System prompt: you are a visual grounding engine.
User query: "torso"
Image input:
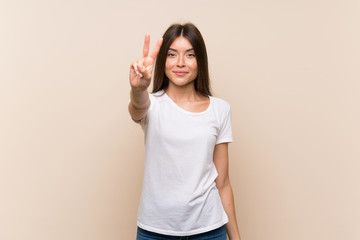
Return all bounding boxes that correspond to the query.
[136,91,231,235]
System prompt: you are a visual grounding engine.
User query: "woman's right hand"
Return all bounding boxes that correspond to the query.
[129,34,163,92]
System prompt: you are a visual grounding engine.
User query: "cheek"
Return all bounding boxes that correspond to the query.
[165,59,175,70]
[165,60,171,71]
[188,60,198,72]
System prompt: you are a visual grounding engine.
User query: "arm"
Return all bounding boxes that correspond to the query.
[213,143,241,240]
[128,34,163,121]
[128,89,150,121]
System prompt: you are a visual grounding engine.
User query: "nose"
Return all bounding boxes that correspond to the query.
[176,55,185,67]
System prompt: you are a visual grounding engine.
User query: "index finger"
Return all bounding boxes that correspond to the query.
[150,37,163,60]
[142,33,150,58]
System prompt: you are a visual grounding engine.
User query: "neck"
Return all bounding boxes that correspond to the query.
[165,82,199,102]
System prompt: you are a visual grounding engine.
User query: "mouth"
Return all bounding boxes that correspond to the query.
[173,71,188,76]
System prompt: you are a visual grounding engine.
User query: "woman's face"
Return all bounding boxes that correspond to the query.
[165,37,198,88]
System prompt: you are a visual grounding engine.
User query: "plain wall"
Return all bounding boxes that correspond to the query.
[1,0,359,239]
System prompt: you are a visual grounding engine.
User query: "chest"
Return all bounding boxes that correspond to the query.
[147,103,219,147]
[172,99,210,113]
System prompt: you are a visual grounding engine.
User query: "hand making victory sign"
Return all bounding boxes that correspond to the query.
[130,34,163,91]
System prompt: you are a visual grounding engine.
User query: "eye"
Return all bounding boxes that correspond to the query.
[187,53,196,58]
[167,53,176,57]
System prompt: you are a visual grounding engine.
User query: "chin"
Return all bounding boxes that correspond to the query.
[170,78,194,87]
[168,74,195,85]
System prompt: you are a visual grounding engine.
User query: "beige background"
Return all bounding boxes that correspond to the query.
[1,0,359,239]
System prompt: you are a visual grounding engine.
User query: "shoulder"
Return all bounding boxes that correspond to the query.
[210,96,231,113]
[146,90,167,114]
[148,90,166,104]
[149,90,165,101]
[151,90,165,97]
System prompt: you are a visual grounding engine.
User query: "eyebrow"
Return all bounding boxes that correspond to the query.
[168,48,194,52]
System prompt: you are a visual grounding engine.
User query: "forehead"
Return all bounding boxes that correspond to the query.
[169,36,193,50]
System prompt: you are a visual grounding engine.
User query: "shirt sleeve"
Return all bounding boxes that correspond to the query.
[216,104,233,144]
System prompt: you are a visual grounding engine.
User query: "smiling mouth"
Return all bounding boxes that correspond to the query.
[173,71,188,76]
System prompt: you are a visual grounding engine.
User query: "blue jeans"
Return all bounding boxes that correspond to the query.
[136,225,227,240]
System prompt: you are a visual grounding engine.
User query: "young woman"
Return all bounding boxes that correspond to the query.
[129,23,241,240]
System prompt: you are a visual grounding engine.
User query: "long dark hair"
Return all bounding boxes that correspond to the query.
[152,23,212,96]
